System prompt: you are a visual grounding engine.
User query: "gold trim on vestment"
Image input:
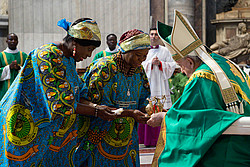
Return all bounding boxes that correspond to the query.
[187,70,250,105]
[103,50,106,57]
[19,51,23,66]
[152,114,167,167]
[2,52,8,65]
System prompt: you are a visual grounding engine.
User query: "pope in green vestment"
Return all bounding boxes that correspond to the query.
[153,53,250,167]
[0,34,28,100]
[149,10,250,167]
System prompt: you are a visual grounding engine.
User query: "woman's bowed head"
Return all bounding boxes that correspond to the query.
[57,18,101,62]
[118,29,151,69]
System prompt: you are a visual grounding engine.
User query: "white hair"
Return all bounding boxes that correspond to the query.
[185,51,202,65]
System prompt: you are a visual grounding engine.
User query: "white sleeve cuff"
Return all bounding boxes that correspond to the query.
[0,65,11,81]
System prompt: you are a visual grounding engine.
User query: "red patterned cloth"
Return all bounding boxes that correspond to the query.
[118,29,144,45]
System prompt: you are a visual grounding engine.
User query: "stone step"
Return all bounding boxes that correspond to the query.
[139,144,155,166]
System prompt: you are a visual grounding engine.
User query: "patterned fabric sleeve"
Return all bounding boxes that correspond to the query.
[1,44,78,129]
[80,57,117,104]
[33,45,77,117]
[138,67,151,110]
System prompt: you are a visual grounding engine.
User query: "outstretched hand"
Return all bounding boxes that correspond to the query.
[132,110,150,124]
[147,112,166,127]
[96,105,117,121]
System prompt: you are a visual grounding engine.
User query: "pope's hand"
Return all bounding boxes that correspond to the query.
[147,112,166,127]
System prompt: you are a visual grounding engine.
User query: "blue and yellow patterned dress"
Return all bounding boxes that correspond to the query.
[0,43,86,166]
[74,53,151,167]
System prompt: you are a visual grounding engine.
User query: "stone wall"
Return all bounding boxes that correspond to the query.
[8,0,150,68]
[0,0,8,15]
[0,0,8,51]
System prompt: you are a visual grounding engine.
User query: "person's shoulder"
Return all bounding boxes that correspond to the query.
[86,56,118,82]
[95,50,105,55]
[91,56,117,72]
[159,45,167,49]
[186,68,215,86]
[158,45,173,58]
[159,45,171,52]
[136,65,146,74]
[39,44,61,53]
[31,44,63,61]
[98,56,117,67]
[20,51,28,54]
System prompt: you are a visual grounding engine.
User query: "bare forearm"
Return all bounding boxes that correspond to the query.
[75,102,96,116]
[147,112,167,127]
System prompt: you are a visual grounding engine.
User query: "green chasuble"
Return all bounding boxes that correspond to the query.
[0,51,28,100]
[153,53,250,167]
[92,50,119,62]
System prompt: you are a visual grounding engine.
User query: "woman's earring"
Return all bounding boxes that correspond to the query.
[73,46,76,57]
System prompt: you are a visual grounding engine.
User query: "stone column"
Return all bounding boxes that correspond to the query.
[150,0,165,28]
[167,0,194,26]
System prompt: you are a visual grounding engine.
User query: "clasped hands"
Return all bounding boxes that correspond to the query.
[152,57,161,66]
[10,60,20,70]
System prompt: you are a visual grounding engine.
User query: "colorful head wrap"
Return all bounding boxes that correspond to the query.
[118,29,150,53]
[57,18,101,42]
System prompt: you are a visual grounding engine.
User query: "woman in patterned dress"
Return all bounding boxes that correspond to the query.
[0,18,116,167]
[74,29,151,167]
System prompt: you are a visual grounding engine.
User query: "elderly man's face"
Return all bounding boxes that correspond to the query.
[176,57,196,77]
